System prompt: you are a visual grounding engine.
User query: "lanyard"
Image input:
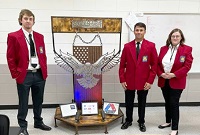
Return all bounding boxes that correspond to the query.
[24,35,31,45]
[170,47,176,62]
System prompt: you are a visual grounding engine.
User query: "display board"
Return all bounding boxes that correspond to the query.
[128,13,200,73]
[51,16,122,109]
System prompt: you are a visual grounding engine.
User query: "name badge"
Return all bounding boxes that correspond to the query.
[180,56,185,63]
[142,56,148,62]
[31,57,38,64]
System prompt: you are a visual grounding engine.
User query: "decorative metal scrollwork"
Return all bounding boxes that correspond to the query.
[55,33,120,89]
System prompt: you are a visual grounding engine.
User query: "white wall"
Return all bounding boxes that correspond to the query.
[0,0,200,105]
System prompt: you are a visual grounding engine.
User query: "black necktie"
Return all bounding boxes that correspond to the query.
[29,34,37,68]
[136,42,140,59]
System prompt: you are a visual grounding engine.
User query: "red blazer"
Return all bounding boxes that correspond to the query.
[119,39,158,90]
[7,29,48,84]
[157,44,193,89]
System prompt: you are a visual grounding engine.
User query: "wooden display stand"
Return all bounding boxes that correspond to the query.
[51,16,122,109]
[54,107,124,135]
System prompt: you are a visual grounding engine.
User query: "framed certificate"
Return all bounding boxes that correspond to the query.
[103,101,119,115]
[81,102,98,115]
[60,103,77,117]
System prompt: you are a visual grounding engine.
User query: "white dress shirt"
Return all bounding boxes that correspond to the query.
[22,28,40,70]
[162,44,179,73]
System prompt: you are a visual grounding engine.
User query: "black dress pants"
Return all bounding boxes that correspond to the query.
[17,70,45,129]
[161,79,183,130]
[125,89,148,124]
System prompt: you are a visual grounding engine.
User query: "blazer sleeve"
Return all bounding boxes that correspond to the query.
[147,43,158,84]
[157,47,164,77]
[174,46,193,78]
[6,34,20,79]
[119,45,127,83]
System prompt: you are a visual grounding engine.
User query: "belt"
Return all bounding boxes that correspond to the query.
[27,68,41,73]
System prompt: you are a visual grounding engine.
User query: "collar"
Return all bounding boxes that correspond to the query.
[169,44,180,50]
[22,27,33,37]
[135,40,143,45]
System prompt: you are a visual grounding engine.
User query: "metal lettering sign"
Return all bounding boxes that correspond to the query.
[51,16,122,33]
[72,20,102,28]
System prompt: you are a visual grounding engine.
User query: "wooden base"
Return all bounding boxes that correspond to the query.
[54,107,124,135]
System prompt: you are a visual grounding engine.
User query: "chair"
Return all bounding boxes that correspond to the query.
[0,114,10,135]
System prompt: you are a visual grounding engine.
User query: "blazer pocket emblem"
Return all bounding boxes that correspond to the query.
[142,56,148,62]
[39,46,44,54]
[180,56,185,62]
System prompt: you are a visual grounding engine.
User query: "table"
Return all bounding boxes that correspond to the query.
[54,107,124,135]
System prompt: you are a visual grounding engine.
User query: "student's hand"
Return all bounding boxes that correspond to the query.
[166,73,176,79]
[121,82,127,90]
[161,73,168,79]
[144,82,151,90]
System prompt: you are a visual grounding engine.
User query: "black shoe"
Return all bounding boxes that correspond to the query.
[121,121,132,129]
[34,123,52,131]
[158,123,171,129]
[139,123,146,132]
[18,128,29,135]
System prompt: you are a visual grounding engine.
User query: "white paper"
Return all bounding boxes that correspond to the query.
[60,103,77,117]
[103,102,119,115]
[124,12,139,31]
[81,102,98,115]
[125,12,145,41]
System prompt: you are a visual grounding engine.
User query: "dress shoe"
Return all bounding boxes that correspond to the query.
[158,123,171,129]
[121,121,132,129]
[18,128,29,135]
[139,123,146,132]
[34,123,52,131]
